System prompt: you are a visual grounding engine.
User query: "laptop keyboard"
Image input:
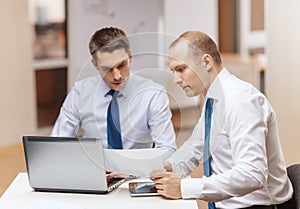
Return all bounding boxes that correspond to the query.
[107,177,124,187]
[106,177,125,192]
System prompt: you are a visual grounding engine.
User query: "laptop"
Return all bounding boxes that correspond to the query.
[22,136,125,194]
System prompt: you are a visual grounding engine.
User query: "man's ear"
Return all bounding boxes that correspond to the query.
[202,54,213,70]
[129,51,133,64]
[91,58,97,68]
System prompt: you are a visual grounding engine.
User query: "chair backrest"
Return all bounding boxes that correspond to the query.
[277,164,300,209]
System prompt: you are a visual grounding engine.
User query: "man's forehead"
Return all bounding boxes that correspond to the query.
[169,39,203,56]
[96,48,129,67]
[168,41,191,65]
[169,41,190,55]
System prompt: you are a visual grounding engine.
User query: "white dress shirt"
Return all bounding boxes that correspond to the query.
[51,73,177,159]
[167,69,293,208]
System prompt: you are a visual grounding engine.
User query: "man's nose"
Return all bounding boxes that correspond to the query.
[112,68,121,80]
[173,72,182,84]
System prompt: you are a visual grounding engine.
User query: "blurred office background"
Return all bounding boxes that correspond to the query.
[0,0,299,202]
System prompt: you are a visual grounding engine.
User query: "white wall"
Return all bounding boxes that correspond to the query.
[266,0,300,165]
[0,0,36,146]
[164,0,218,42]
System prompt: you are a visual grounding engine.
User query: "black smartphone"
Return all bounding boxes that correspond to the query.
[128,181,160,197]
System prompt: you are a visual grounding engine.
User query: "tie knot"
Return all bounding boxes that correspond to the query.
[107,89,118,97]
[206,98,213,109]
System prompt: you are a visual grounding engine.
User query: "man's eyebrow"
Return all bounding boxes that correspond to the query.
[173,64,186,71]
[118,59,128,65]
[98,65,111,71]
[98,58,128,70]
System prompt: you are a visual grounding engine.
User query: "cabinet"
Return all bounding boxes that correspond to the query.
[34,60,67,127]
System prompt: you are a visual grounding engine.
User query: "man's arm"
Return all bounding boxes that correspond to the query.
[166,119,205,177]
[164,97,270,202]
[148,88,177,159]
[152,94,272,203]
[51,87,80,137]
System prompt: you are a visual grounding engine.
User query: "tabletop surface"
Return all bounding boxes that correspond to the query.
[0,173,198,209]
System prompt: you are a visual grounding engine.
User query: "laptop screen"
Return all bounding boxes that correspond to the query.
[22,136,122,194]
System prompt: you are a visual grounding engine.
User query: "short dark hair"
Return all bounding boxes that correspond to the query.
[170,31,222,66]
[89,27,130,59]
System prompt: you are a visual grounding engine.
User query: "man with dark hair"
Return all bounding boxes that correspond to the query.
[51,27,176,159]
[151,31,293,209]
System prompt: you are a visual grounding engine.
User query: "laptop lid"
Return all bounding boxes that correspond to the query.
[22,136,124,194]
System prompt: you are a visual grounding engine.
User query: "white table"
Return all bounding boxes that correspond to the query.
[0,173,198,209]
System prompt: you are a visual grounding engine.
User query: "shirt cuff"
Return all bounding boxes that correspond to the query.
[181,178,204,199]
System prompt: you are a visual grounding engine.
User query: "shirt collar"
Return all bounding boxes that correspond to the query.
[206,68,229,101]
[117,74,133,98]
[101,74,133,98]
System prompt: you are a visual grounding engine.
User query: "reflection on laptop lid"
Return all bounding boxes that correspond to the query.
[22,136,124,194]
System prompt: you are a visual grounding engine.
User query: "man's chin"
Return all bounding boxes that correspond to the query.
[185,90,194,97]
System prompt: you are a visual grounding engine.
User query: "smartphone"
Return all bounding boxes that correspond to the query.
[128,181,160,196]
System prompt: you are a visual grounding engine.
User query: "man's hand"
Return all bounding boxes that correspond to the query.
[106,171,127,181]
[150,171,182,199]
[163,161,172,172]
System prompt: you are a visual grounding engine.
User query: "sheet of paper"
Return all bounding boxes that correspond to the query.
[104,148,165,177]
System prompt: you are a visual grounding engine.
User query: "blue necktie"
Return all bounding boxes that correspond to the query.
[107,89,122,149]
[203,98,216,209]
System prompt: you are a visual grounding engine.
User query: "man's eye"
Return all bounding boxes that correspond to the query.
[176,67,184,72]
[118,61,127,69]
[174,65,186,73]
[102,67,111,71]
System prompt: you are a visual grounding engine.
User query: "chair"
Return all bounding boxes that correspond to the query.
[277,164,300,209]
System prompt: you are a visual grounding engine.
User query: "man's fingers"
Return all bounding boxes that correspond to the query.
[155,183,165,190]
[106,172,127,180]
[150,171,173,180]
[150,172,165,180]
[157,189,179,200]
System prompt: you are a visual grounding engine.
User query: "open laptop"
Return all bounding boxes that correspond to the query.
[22,136,125,194]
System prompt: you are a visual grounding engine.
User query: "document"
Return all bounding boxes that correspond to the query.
[104,148,165,177]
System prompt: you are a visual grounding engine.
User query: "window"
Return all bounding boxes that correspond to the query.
[29,0,67,59]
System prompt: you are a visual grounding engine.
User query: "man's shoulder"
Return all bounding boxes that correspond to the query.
[131,74,165,90]
[70,75,102,97]
[74,75,100,88]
